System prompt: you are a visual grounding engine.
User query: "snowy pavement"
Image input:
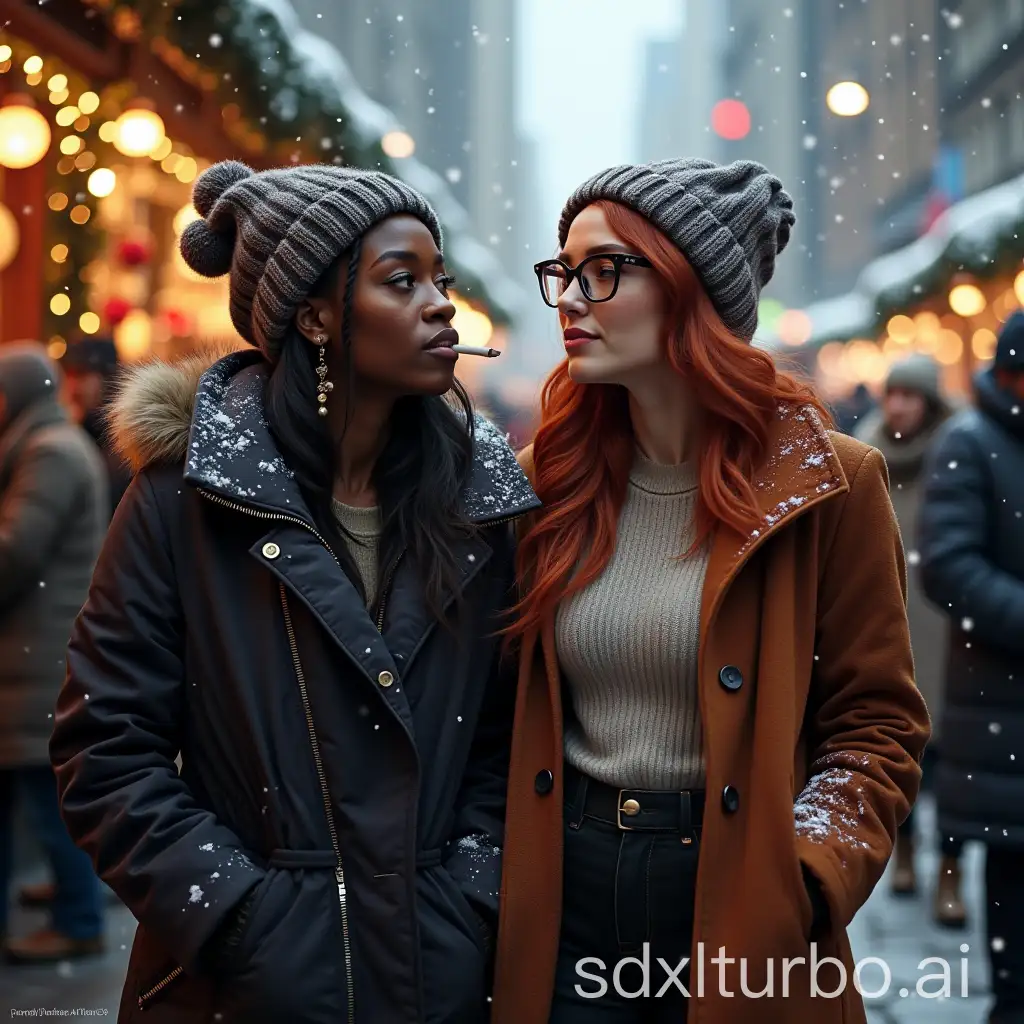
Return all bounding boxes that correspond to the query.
[852,794,993,1024]
[0,796,995,1020]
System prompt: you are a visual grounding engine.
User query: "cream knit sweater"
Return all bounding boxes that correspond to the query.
[555,448,709,790]
[332,499,382,609]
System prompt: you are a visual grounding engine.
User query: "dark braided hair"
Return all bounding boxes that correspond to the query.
[262,233,476,625]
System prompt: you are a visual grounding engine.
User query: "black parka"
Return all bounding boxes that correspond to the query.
[49,350,540,1024]
[918,368,1024,847]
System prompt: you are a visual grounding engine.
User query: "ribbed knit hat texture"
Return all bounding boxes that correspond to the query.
[179,160,444,357]
[557,158,795,342]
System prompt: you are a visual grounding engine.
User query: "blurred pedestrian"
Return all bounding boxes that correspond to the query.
[492,158,930,1024]
[0,344,107,962]
[855,353,962,919]
[60,336,132,519]
[49,161,537,1022]
[832,381,877,435]
[919,310,1024,1024]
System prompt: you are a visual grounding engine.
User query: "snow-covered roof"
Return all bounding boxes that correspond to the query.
[762,169,1024,352]
[214,0,525,324]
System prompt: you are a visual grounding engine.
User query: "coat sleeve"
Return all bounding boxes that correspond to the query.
[0,435,82,608]
[795,446,930,932]
[441,523,518,942]
[50,471,266,974]
[918,423,1024,652]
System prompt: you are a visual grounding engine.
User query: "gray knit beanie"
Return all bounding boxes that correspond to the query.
[557,158,795,342]
[885,353,943,402]
[180,160,444,357]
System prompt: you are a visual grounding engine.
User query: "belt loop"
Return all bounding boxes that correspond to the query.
[568,769,587,830]
[679,792,693,844]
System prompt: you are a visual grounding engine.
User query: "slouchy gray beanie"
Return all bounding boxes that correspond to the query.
[557,158,795,342]
[179,160,444,358]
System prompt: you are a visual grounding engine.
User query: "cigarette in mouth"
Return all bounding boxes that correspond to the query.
[452,345,501,357]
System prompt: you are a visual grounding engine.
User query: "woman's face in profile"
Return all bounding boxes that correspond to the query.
[304,215,462,399]
[555,204,669,388]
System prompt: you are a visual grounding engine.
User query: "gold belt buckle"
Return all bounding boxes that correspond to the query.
[617,790,641,830]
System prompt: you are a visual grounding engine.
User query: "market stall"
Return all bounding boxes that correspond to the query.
[759,169,1024,403]
[0,0,522,368]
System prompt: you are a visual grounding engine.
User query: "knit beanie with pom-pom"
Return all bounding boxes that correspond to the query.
[179,160,444,358]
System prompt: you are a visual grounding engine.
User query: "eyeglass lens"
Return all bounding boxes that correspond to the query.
[539,256,622,305]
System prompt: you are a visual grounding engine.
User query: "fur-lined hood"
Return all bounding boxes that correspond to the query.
[108,344,540,523]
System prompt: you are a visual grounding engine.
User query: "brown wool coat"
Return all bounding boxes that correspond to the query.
[491,405,931,1024]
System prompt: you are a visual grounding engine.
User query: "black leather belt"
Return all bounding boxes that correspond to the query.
[565,763,705,840]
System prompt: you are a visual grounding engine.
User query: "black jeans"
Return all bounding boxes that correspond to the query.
[549,765,700,1023]
[987,845,1024,1021]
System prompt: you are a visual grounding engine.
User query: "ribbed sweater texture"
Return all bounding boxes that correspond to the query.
[555,448,709,790]
[332,499,382,609]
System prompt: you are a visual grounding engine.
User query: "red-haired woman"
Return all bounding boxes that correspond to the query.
[490,159,931,1024]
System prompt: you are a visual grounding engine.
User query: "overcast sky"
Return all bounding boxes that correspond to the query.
[516,0,685,241]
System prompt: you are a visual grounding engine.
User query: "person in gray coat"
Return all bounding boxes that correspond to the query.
[0,343,107,962]
[856,353,964,923]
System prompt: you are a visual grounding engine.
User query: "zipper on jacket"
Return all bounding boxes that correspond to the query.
[280,584,356,1024]
[137,965,184,1010]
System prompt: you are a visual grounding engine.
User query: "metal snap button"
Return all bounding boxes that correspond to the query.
[262,542,280,559]
[377,670,394,687]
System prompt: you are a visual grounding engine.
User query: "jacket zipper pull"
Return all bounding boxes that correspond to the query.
[336,866,346,898]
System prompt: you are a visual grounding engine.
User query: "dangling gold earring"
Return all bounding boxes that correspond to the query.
[315,335,332,417]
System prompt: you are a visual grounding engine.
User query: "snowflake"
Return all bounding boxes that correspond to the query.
[962,617,974,632]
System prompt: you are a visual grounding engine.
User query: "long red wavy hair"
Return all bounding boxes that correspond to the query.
[504,200,832,643]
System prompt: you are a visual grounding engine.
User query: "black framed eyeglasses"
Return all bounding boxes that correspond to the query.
[533,252,653,308]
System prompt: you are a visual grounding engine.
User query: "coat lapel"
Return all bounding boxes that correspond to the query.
[700,402,850,639]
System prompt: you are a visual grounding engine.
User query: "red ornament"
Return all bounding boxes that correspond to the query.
[103,296,133,326]
[711,99,752,141]
[163,308,192,336]
[117,238,151,266]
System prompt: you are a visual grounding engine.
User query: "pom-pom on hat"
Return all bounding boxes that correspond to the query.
[179,160,444,357]
[557,157,795,343]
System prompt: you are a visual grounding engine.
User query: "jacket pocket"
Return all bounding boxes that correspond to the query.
[417,867,489,1024]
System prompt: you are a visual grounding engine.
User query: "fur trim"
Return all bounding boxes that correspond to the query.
[109,341,244,472]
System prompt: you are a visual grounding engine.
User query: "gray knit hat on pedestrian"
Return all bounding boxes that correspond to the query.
[557,158,795,342]
[179,160,444,357]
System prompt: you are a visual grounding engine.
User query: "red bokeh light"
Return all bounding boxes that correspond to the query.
[711,99,752,140]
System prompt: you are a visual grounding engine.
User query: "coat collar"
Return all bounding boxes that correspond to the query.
[182,350,540,525]
[700,401,848,635]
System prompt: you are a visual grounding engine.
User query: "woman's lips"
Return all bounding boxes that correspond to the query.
[563,328,598,351]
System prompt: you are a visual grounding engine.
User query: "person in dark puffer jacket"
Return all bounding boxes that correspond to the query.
[918,309,1024,1024]
[49,160,540,1024]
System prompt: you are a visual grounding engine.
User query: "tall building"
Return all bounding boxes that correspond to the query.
[291,0,524,285]
[813,0,942,296]
[939,0,1024,196]
[638,38,684,163]
[715,0,816,308]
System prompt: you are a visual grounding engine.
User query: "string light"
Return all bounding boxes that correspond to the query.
[78,92,100,115]
[87,168,117,197]
[70,205,91,225]
[47,74,68,92]
[48,193,69,211]
[50,294,71,315]
[0,46,12,63]
[79,312,101,334]
[50,244,69,264]
[23,56,43,75]
[55,105,80,127]
[59,135,83,155]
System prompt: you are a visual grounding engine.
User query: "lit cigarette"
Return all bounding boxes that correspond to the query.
[452,345,501,357]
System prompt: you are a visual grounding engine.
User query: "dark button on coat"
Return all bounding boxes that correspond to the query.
[49,350,540,1024]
